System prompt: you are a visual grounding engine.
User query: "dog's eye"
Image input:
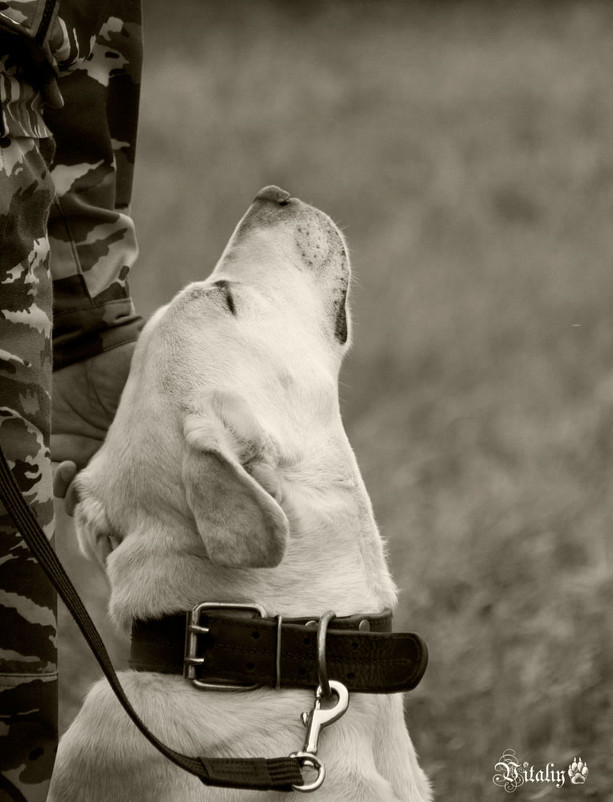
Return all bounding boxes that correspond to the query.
[211,280,237,317]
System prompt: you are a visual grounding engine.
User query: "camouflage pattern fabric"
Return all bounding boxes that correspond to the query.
[0,0,55,38]
[46,0,143,370]
[0,1,143,798]
[0,133,57,802]
[1,0,143,370]
[0,0,60,97]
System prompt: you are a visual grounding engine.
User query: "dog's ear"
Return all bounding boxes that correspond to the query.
[182,392,289,568]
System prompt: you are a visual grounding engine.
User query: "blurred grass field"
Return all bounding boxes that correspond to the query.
[58,1,613,799]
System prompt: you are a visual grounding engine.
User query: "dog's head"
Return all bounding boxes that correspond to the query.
[74,187,353,574]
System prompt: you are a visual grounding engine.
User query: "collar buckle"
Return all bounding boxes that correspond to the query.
[183,601,267,691]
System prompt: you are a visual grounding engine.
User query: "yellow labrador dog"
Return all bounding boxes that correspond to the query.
[49,187,431,801]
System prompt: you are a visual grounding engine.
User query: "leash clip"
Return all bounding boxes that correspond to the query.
[290,679,349,793]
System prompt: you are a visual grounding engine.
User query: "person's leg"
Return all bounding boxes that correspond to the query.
[45,0,144,744]
[0,128,57,800]
[0,2,143,795]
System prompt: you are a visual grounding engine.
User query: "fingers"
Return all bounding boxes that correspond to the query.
[53,460,77,497]
[53,461,79,516]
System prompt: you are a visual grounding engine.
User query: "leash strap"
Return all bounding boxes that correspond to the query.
[0,447,303,791]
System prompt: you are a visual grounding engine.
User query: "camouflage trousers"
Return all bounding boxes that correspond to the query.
[0,135,57,802]
[0,1,142,798]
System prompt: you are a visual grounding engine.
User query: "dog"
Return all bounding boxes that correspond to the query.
[48,186,432,801]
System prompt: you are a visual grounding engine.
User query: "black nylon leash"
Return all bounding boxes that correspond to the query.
[0,446,304,792]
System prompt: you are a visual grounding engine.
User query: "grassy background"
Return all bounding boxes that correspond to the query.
[57,1,613,799]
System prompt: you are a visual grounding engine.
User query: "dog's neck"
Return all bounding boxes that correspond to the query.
[105,430,397,631]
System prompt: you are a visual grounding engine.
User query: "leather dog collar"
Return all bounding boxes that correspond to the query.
[130,606,428,694]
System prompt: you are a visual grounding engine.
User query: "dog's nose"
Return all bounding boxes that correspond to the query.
[254,185,291,205]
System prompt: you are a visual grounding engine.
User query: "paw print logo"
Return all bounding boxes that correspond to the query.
[568,757,588,785]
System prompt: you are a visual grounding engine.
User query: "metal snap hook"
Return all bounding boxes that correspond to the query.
[289,679,350,792]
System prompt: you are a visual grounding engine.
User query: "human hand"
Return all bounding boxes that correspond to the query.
[52,342,135,511]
